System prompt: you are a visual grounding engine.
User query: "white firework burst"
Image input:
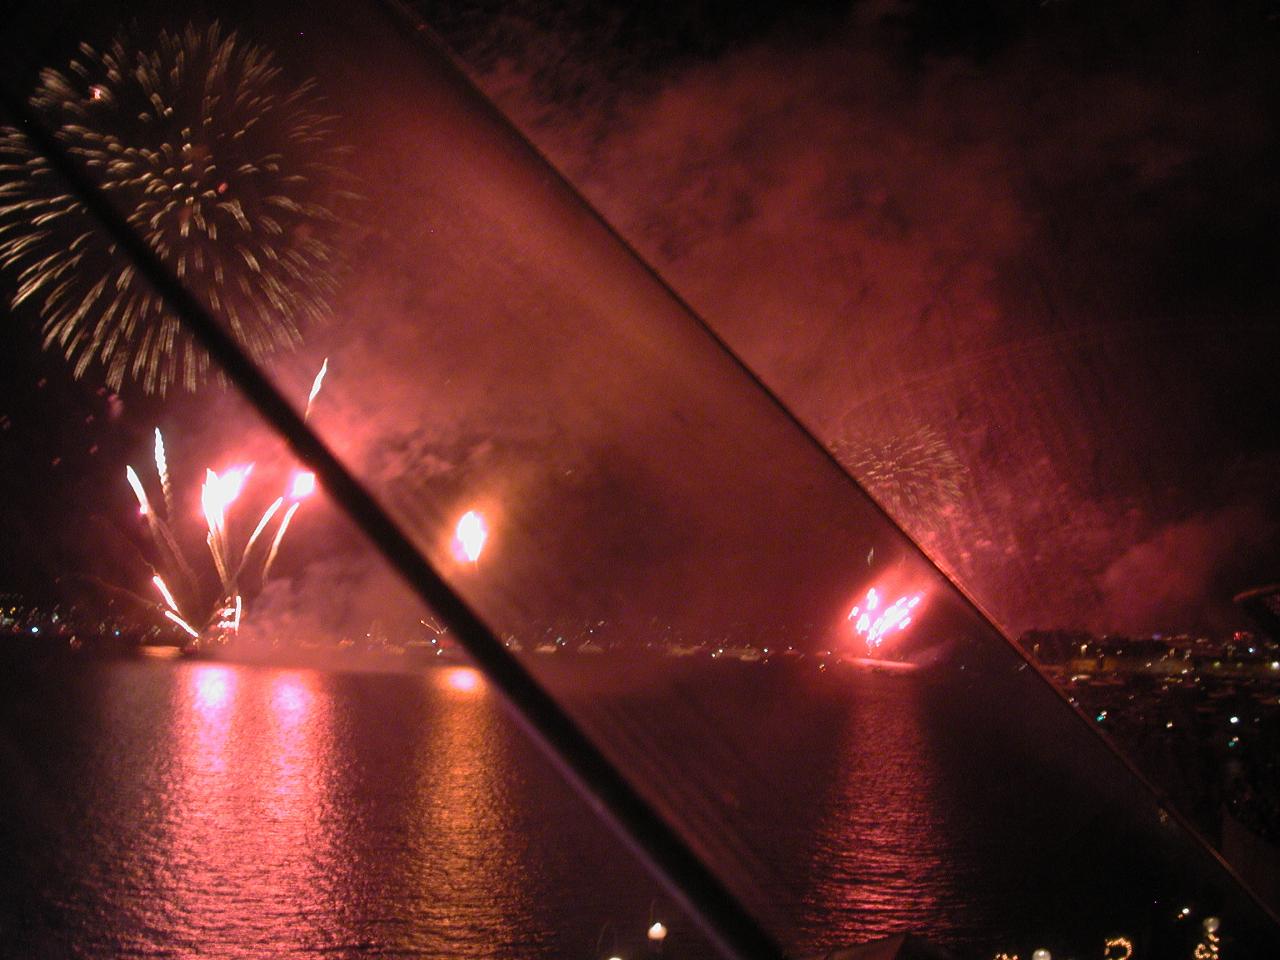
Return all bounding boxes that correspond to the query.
[0,21,353,393]
[832,424,967,527]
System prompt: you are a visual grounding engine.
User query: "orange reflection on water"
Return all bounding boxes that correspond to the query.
[441,665,483,694]
[188,665,237,778]
[405,666,539,954]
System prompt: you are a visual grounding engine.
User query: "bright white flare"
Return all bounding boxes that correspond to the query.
[202,465,252,531]
[453,510,487,563]
[290,471,316,499]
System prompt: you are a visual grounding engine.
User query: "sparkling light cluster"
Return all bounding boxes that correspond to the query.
[848,585,922,652]
[128,434,315,642]
[831,424,965,528]
[0,22,351,393]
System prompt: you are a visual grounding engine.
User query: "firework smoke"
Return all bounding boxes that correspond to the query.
[0,22,352,393]
[831,425,966,529]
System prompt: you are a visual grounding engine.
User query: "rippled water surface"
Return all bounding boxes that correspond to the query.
[0,655,1239,958]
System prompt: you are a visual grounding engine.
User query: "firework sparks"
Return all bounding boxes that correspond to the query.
[0,22,352,393]
[848,586,924,653]
[239,497,284,570]
[831,425,966,529]
[164,609,200,639]
[126,465,151,516]
[128,432,310,644]
[453,509,488,564]
[129,462,199,596]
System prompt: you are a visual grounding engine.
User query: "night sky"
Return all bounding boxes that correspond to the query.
[2,0,1278,638]
[417,0,1280,634]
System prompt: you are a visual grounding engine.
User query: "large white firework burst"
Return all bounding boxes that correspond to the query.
[0,22,351,393]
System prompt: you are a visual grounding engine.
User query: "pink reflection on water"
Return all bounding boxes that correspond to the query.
[194,665,234,714]
[158,664,342,955]
[797,674,968,948]
[271,671,311,717]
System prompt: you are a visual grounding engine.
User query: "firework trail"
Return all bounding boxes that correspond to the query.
[154,428,174,519]
[164,609,200,639]
[831,424,966,528]
[129,454,198,593]
[201,463,252,595]
[304,357,328,421]
[235,497,284,580]
[0,22,352,393]
[126,464,152,517]
[262,501,302,581]
[151,574,181,614]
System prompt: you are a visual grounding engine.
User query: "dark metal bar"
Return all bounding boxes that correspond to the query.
[0,65,788,960]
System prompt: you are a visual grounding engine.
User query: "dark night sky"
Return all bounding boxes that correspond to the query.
[414,0,1280,634]
[2,0,1278,638]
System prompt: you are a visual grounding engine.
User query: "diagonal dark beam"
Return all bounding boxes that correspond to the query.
[0,73,789,960]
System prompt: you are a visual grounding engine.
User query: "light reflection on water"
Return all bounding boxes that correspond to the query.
[158,664,346,956]
[400,665,540,956]
[0,657,1211,958]
[799,673,957,943]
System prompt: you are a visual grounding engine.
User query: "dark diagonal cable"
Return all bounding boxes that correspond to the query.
[0,65,787,960]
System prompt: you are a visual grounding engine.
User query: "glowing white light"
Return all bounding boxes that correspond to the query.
[444,667,482,693]
[152,575,181,613]
[290,471,316,499]
[453,510,487,563]
[308,358,328,406]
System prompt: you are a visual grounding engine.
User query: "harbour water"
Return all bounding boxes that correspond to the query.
[0,654,1261,957]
